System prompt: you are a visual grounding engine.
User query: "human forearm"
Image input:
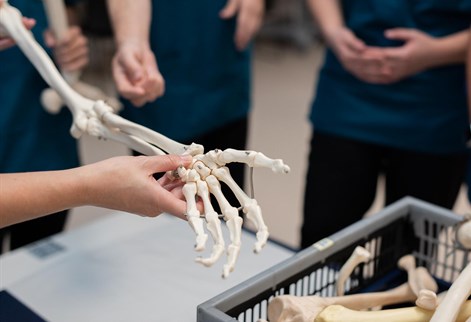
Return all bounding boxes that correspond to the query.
[0,169,86,228]
[307,0,344,44]
[428,30,469,67]
[107,0,151,48]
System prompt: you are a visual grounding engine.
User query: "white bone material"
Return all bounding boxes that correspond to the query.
[430,262,471,322]
[398,254,420,296]
[414,267,438,310]
[41,0,122,114]
[336,246,370,296]
[0,1,290,278]
[315,301,471,322]
[267,282,419,322]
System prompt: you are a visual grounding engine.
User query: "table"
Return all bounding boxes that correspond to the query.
[0,212,294,321]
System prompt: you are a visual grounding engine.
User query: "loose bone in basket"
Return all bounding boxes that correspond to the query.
[0,1,290,278]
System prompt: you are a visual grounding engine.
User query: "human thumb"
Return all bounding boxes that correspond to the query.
[149,154,193,173]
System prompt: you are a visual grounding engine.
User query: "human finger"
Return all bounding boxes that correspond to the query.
[54,30,88,57]
[220,0,240,19]
[112,56,146,100]
[141,52,165,101]
[147,154,193,174]
[384,28,417,42]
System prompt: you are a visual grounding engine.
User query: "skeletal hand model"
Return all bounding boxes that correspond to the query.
[41,0,122,114]
[0,2,290,278]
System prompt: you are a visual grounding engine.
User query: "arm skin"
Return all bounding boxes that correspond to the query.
[0,154,193,229]
[467,26,471,121]
[107,0,164,106]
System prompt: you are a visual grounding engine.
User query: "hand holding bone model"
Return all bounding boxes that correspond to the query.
[0,1,290,278]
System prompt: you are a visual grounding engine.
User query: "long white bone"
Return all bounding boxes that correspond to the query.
[336,246,371,296]
[430,261,471,322]
[315,301,471,322]
[398,254,420,296]
[41,0,122,113]
[268,282,418,322]
[0,1,290,278]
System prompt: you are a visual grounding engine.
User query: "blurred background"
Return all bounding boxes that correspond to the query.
[67,0,471,249]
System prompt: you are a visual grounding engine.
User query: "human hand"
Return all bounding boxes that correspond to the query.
[43,26,88,72]
[79,154,194,218]
[379,28,439,83]
[220,0,264,51]
[112,42,165,107]
[327,26,393,83]
[0,0,35,51]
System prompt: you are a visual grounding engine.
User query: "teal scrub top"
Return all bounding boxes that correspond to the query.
[0,0,79,173]
[120,0,251,143]
[311,0,471,154]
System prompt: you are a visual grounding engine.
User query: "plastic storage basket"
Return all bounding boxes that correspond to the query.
[197,197,470,321]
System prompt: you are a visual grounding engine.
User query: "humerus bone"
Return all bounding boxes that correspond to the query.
[0,2,290,278]
[41,0,122,114]
[267,282,417,322]
[430,262,471,322]
[315,301,471,322]
[336,246,371,296]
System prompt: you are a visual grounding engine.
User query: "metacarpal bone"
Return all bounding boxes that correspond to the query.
[182,179,207,252]
[205,175,242,278]
[213,167,268,253]
[209,149,290,174]
[194,180,225,267]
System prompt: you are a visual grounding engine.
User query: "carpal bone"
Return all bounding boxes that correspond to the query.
[315,301,471,322]
[336,246,371,296]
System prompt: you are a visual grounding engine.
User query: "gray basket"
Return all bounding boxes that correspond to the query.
[197,197,470,321]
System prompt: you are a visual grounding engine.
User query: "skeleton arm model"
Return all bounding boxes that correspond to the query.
[0,155,193,229]
[0,1,290,278]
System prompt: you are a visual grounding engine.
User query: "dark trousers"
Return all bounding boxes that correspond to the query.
[301,131,468,249]
[0,210,68,253]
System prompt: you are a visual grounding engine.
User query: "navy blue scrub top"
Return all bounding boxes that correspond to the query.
[0,0,79,173]
[120,0,251,143]
[311,0,471,154]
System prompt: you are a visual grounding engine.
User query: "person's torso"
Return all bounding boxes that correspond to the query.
[311,0,471,154]
[120,0,251,142]
[0,0,78,172]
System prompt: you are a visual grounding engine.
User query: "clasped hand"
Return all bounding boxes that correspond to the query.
[328,26,438,84]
